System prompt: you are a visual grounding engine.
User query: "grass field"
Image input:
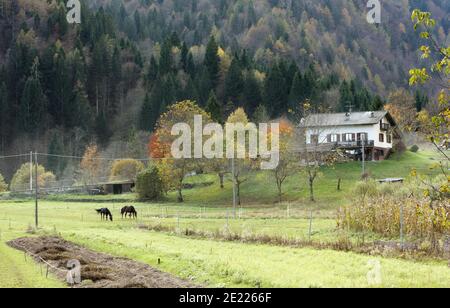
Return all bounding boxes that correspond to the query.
[0,150,449,288]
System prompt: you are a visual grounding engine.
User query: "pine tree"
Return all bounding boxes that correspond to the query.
[205,91,222,122]
[47,132,65,177]
[264,64,287,118]
[159,39,173,73]
[181,42,189,71]
[204,36,220,89]
[0,82,8,150]
[146,55,159,86]
[288,72,304,111]
[20,58,48,133]
[224,59,243,104]
[243,73,262,117]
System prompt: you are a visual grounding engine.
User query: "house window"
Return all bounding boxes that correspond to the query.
[387,134,392,144]
[331,134,339,143]
[343,133,354,142]
[310,135,319,145]
[379,133,385,143]
[357,133,368,141]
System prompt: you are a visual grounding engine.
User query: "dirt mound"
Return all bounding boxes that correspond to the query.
[8,236,197,288]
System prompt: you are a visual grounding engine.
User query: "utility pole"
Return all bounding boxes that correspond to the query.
[362,134,366,176]
[29,151,33,192]
[34,152,38,229]
[232,157,236,219]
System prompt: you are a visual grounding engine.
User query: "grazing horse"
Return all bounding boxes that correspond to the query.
[96,208,113,221]
[121,206,138,219]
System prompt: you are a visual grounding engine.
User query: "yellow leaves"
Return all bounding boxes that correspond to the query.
[420,45,430,59]
[409,68,430,85]
[226,108,249,125]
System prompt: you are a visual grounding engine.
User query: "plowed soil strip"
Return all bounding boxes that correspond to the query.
[8,236,197,288]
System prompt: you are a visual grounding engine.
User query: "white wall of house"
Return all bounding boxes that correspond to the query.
[306,119,393,150]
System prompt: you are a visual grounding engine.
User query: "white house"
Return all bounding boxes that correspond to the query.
[301,111,399,161]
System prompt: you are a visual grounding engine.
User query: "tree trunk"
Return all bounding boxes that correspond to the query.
[309,177,315,202]
[277,181,282,203]
[177,182,184,203]
[237,183,241,206]
[219,173,224,189]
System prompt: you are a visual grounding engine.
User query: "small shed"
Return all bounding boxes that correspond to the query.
[102,180,135,195]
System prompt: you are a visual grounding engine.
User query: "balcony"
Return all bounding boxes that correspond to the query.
[335,140,375,148]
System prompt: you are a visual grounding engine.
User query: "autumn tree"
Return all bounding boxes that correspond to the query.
[384,88,418,131]
[10,163,55,192]
[110,159,145,181]
[0,172,7,193]
[409,9,449,201]
[80,143,101,185]
[226,108,257,206]
[409,9,449,159]
[151,100,213,202]
[270,119,299,203]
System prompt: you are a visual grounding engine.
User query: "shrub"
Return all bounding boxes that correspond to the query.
[136,166,164,200]
[110,159,145,181]
[410,145,419,153]
[353,180,378,200]
[10,163,56,192]
[0,173,7,193]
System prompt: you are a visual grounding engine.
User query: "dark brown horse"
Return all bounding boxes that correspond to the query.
[121,206,137,219]
[96,208,113,221]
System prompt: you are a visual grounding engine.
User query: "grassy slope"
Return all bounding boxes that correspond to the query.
[38,151,441,210]
[173,151,442,208]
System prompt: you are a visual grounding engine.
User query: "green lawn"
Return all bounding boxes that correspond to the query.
[0,199,448,288]
[0,239,64,288]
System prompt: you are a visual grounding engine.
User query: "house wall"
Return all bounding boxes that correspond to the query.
[305,117,393,150]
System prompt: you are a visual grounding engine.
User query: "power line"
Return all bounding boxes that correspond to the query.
[35,153,151,162]
[0,153,30,159]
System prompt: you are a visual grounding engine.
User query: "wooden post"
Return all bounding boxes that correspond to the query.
[34,152,38,229]
[308,210,313,242]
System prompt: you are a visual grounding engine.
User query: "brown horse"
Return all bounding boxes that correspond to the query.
[121,206,138,219]
[96,208,113,221]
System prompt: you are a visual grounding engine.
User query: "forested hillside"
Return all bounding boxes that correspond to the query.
[0,0,448,179]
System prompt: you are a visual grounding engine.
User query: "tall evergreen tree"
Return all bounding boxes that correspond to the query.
[20,58,48,133]
[288,72,304,111]
[264,64,287,118]
[204,36,220,89]
[0,82,9,151]
[47,132,65,177]
[224,59,243,105]
[205,91,222,122]
[243,72,262,117]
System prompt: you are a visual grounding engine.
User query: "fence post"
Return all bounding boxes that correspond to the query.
[400,205,404,249]
[308,209,313,242]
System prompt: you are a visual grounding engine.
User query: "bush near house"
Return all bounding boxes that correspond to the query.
[136,166,164,200]
[110,159,145,181]
[10,163,55,192]
[0,173,7,193]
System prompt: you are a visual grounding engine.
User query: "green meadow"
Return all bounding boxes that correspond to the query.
[0,150,449,288]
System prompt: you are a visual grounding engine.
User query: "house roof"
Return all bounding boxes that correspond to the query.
[301,111,395,127]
